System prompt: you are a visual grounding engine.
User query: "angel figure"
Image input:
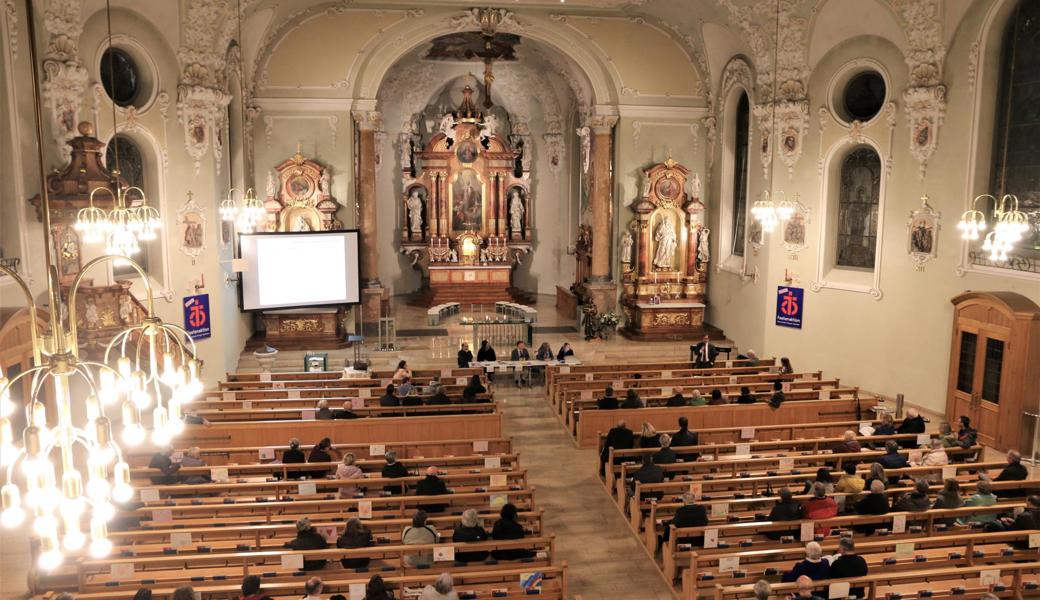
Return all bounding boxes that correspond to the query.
[620,231,634,264]
[439,114,457,145]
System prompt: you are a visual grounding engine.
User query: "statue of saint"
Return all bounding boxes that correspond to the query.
[620,231,634,264]
[292,215,313,232]
[319,169,331,196]
[479,114,499,141]
[439,114,457,145]
[653,214,677,270]
[690,173,701,198]
[697,227,711,268]
[265,171,277,198]
[406,189,424,233]
[448,248,458,262]
[118,294,132,324]
[84,298,99,329]
[642,174,652,198]
[509,189,524,232]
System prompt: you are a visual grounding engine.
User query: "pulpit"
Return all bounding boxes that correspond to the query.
[400,86,532,306]
[619,159,720,340]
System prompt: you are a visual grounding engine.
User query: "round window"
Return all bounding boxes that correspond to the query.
[100,48,140,107]
[842,71,886,122]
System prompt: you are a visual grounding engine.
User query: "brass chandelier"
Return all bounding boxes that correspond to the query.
[0,0,201,569]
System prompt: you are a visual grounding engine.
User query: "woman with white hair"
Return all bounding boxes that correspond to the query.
[781,541,830,582]
[751,579,771,600]
[452,509,489,562]
[419,573,459,600]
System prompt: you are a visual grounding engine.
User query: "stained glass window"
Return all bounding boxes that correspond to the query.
[836,147,881,269]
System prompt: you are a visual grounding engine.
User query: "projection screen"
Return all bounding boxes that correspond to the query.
[239,230,360,311]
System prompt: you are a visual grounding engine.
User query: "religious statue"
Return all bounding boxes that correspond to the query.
[448,248,458,262]
[292,215,313,232]
[620,231,634,264]
[690,173,701,198]
[84,298,99,329]
[266,170,277,198]
[509,189,524,233]
[439,114,457,145]
[653,214,677,270]
[697,227,711,269]
[319,168,331,197]
[479,114,499,142]
[406,189,424,233]
[641,174,652,199]
[118,294,132,324]
[576,126,591,173]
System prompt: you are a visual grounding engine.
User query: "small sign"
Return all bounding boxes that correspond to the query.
[110,562,135,579]
[661,386,672,397]
[352,398,365,409]
[298,482,317,495]
[182,294,212,340]
[559,366,570,374]
[349,583,366,600]
[689,483,702,500]
[441,369,452,378]
[260,372,272,382]
[152,509,173,523]
[718,556,739,573]
[490,493,508,508]
[585,373,594,382]
[490,474,507,487]
[259,447,276,460]
[580,390,593,401]
[916,434,931,446]
[473,440,489,452]
[729,376,737,384]
[520,572,543,591]
[370,444,385,457]
[980,569,1001,586]
[358,500,373,519]
[894,542,914,558]
[661,370,671,378]
[827,582,851,599]
[711,503,729,518]
[703,528,719,548]
[782,382,792,393]
[778,458,795,472]
[1029,533,1040,549]
[301,409,315,420]
[222,391,235,401]
[171,451,184,463]
[359,388,371,398]
[281,553,304,571]
[818,390,828,401]
[740,427,755,440]
[456,377,467,386]
[734,443,751,457]
[892,514,907,534]
[433,545,455,562]
[272,381,285,389]
[140,488,160,503]
[836,495,846,511]
[288,389,301,400]
[775,286,804,329]
[242,400,252,411]
[613,380,623,390]
[484,456,502,469]
[800,522,814,542]
[210,468,229,483]
[170,532,192,549]
[318,526,337,542]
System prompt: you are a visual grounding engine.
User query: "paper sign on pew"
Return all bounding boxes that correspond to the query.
[689,483,702,500]
[580,390,592,401]
[703,528,719,548]
[352,398,366,409]
[559,366,570,374]
[369,444,385,457]
[456,377,467,386]
[349,583,367,600]
[718,556,739,573]
[490,474,507,487]
[359,387,371,398]
[210,468,229,483]
[139,488,160,503]
[473,440,489,452]
[281,553,304,571]
[827,582,851,600]
[222,391,235,401]
[110,562,135,579]
[259,447,276,460]
[734,443,751,457]
[800,522,814,542]
[710,503,729,518]
[433,545,455,562]
[298,482,317,495]
[170,532,192,549]
[942,466,957,480]
[441,369,452,378]
[728,376,737,384]
[151,509,173,523]
[818,390,828,401]
[358,500,373,519]
[484,456,501,469]
[301,409,316,420]
[980,569,1001,586]
[661,387,671,397]
[782,381,792,392]
[272,381,285,389]
[835,495,846,512]
[661,370,671,378]
[381,379,391,387]
[260,372,271,382]
[584,373,594,382]
[288,389,301,400]
[891,514,907,534]
[916,433,931,446]
[778,458,794,472]
[242,400,252,410]
[1030,533,1040,549]
[894,542,914,558]
[490,493,508,509]
[740,427,755,440]
[318,526,337,542]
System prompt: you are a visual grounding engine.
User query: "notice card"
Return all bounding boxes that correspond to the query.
[369,444,385,457]
[298,482,317,495]
[711,503,729,518]
[170,532,192,549]
[484,456,502,469]
[703,529,719,549]
[827,582,851,599]
[358,500,373,519]
[434,545,455,562]
[800,522,814,542]
[259,447,276,460]
[281,553,303,571]
[139,488,160,503]
[473,440,489,452]
[718,556,739,573]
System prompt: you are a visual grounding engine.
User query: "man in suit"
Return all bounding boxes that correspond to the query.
[654,434,677,465]
[995,449,1028,482]
[662,493,708,544]
[629,454,665,500]
[1002,494,1040,547]
[333,401,358,419]
[691,335,718,368]
[826,538,867,598]
[416,466,450,513]
[510,341,531,387]
[600,419,634,475]
[672,416,699,461]
[666,386,688,407]
[597,386,620,410]
[767,380,785,408]
[896,408,927,447]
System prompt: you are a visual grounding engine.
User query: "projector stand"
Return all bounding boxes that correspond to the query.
[377,317,396,351]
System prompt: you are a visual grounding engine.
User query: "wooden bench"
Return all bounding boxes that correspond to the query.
[225,367,484,384]
[428,302,461,325]
[195,400,500,422]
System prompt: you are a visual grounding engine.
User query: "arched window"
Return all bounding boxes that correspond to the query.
[989,0,1040,256]
[730,92,750,257]
[105,135,151,276]
[835,147,881,269]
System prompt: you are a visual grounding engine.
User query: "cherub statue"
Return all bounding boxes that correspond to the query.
[439,114,457,145]
[479,114,499,141]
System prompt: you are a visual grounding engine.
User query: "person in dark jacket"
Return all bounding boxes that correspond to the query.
[379,384,400,407]
[490,503,534,560]
[638,423,661,448]
[381,451,410,495]
[333,401,359,419]
[600,420,635,475]
[147,445,181,484]
[282,438,306,480]
[629,454,665,500]
[892,478,932,512]
[425,387,451,406]
[476,340,496,362]
[665,386,688,407]
[874,413,897,436]
[995,449,1028,482]
[307,438,338,477]
[621,388,644,409]
[462,375,487,403]
[781,542,830,582]
[767,380,785,409]
[735,386,757,404]
[1002,495,1040,548]
[363,574,393,600]
[415,466,450,513]
[556,343,574,361]
[955,415,978,449]
[452,509,490,562]
[672,416,699,460]
[457,342,473,368]
[662,493,708,544]
[853,479,889,535]
[708,388,727,405]
[827,537,867,598]
[765,488,802,540]
[337,518,373,569]
[896,408,927,448]
[877,441,909,470]
[285,518,328,570]
[315,400,334,420]
[597,386,620,410]
[653,434,677,465]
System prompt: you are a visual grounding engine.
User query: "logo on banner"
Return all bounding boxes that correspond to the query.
[775,286,804,329]
[183,294,212,340]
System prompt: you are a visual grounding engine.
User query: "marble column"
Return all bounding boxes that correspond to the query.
[584,115,619,312]
[352,110,386,327]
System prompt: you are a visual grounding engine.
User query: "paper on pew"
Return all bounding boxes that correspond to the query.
[894,542,914,558]
[170,532,192,549]
[711,503,729,518]
[585,373,594,382]
[370,444,385,457]
[799,522,813,542]
[222,391,235,401]
[473,440,489,452]
[358,500,373,519]
[260,372,271,382]
[281,553,304,570]
[1029,533,1040,548]
[349,583,367,600]
[559,366,570,374]
[490,493,508,509]
[259,447,276,460]
[827,582,851,599]
[728,376,737,384]
[171,451,183,463]
[778,458,794,472]
[242,400,252,410]
[210,468,229,483]
[818,390,828,401]
[272,381,285,389]
[835,495,846,511]
[580,390,592,401]
[490,474,507,487]
[359,387,371,398]
[661,370,671,378]
[942,466,957,480]
[152,509,173,523]
[139,488,160,503]
[689,483,702,500]
[318,526,337,542]
[782,382,792,392]
[734,443,751,457]
[110,562,134,579]
[740,427,755,440]
[703,529,718,548]
[433,545,455,562]
[352,398,365,409]
[718,556,739,573]
[288,389,301,400]
[441,369,452,378]
[612,380,623,390]
[892,514,907,534]
[456,377,467,386]
[301,409,316,420]
[484,456,501,469]
[661,387,671,397]
[917,433,931,446]
[859,423,875,436]
[298,482,317,495]
[908,450,923,464]
[980,569,1001,586]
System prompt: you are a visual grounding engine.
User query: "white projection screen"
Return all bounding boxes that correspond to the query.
[239,231,360,311]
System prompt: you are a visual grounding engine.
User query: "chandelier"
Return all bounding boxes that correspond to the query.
[74,0,159,262]
[958,194,1030,262]
[0,0,201,570]
[220,187,265,233]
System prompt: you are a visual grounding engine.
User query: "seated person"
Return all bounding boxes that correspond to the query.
[877,441,909,471]
[381,451,410,495]
[688,388,707,407]
[397,376,416,399]
[653,434,677,465]
[416,466,450,513]
[779,357,794,375]
[932,479,963,528]
[336,518,373,569]
[892,478,932,512]
[801,468,835,495]
[995,449,1028,482]
[955,415,979,450]
[307,437,338,477]
[285,518,328,570]
[638,423,661,448]
[896,408,927,448]
[457,342,473,368]
[959,479,998,526]
[734,386,756,404]
[315,399,334,420]
[452,509,490,562]
[335,453,365,498]
[826,537,867,598]
[834,462,864,495]
[535,342,554,361]
[490,503,535,560]
[476,340,496,362]
[832,430,861,455]
[510,341,531,387]
[708,389,727,405]
[629,454,665,500]
[148,445,181,484]
[462,375,487,403]
[873,413,897,436]
[662,493,707,544]
[767,380,785,408]
[781,542,830,583]
[665,386,688,407]
[182,408,210,426]
[425,385,451,406]
[556,343,575,361]
[600,420,634,475]
[282,438,306,480]
[672,416,699,460]
[597,386,620,410]
[692,334,718,368]
[393,360,412,381]
[801,482,838,535]
[621,388,644,409]
[333,401,358,419]
[179,447,210,484]
[1000,494,1040,548]
[765,488,802,540]
[853,479,889,535]
[912,438,949,470]
[401,510,438,567]
[379,384,400,407]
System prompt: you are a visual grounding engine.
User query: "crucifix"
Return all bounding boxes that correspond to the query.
[477,9,503,109]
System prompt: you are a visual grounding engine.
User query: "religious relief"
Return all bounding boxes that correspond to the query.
[907,196,940,271]
[451,170,484,232]
[508,186,525,236]
[781,196,811,256]
[652,213,678,270]
[177,191,206,262]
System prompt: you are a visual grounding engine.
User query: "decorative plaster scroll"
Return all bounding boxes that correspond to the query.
[176,84,231,174]
[883,102,896,176]
[447,8,526,34]
[632,120,643,152]
[543,132,564,177]
[816,107,828,175]
[967,41,979,92]
[42,59,88,163]
[263,115,274,148]
[178,0,236,90]
[689,123,700,158]
[701,114,716,174]
[773,99,809,176]
[576,125,591,174]
[892,0,946,180]
[328,115,339,148]
[901,84,945,180]
[157,91,171,174]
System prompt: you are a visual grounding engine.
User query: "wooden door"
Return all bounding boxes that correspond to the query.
[948,327,980,435]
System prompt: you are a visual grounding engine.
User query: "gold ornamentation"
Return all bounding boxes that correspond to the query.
[281,318,323,333]
[652,312,690,326]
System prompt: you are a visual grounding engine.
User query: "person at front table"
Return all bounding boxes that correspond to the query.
[556,342,574,361]
[510,341,531,387]
[597,386,619,410]
[457,342,473,368]
[621,388,644,409]
[535,342,554,361]
[477,339,496,361]
[462,375,486,403]
[148,445,181,484]
[692,334,719,368]
[666,386,687,407]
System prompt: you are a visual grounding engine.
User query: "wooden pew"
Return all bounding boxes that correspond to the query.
[194,401,500,422]
[225,367,484,384]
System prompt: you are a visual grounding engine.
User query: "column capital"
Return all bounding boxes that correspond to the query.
[585,114,618,135]
[352,110,383,131]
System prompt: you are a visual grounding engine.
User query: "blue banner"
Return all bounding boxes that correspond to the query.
[775,286,804,329]
[183,294,212,340]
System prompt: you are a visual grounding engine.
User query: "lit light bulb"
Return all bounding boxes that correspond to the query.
[94,502,115,523]
[121,424,145,447]
[38,548,64,571]
[98,369,119,405]
[62,515,86,551]
[161,353,177,386]
[1,484,24,528]
[112,484,133,503]
[84,394,101,423]
[89,536,112,559]
[0,505,24,528]
[86,477,110,502]
[33,513,58,536]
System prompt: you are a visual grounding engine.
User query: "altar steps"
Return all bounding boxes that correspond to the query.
[405,285,535,308]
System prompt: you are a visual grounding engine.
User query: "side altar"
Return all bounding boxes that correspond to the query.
[401,86,532,306]
[619,159,721,340]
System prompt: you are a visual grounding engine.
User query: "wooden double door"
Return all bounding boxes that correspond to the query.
[945,292,1040,452]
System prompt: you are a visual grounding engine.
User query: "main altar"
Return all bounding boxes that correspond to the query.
[619,159,719,340]
[401,86,532,306]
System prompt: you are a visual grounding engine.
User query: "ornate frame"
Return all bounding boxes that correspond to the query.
[177,192,206,261]
[907,196,940,270]
[780,196,811,256]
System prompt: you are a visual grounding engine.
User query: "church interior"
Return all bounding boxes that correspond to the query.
[1,1,1040,599]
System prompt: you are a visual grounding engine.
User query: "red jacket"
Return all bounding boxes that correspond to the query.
[801,497,838,535]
